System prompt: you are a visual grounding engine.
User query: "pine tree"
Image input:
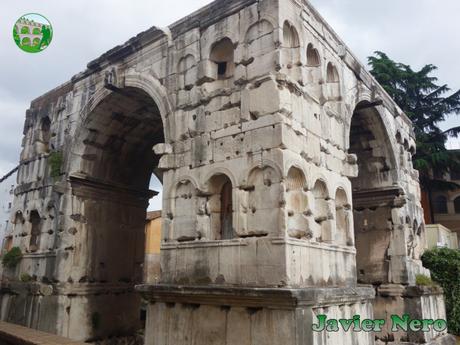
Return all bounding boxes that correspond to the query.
[368,52,460,192]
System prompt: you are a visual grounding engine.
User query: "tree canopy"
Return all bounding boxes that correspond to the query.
[368,51,460,190]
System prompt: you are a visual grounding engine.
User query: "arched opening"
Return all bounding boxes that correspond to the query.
[349,102,399,284]
[454,197,460,214]
[172,180,197,241]
[286,167,309,239]
[312,180,331,242]
[220,179,233,240]
[32,28,40,35]
[33,38,40,46]
[21,37,31,46]
[305,43,322,98]
[206,174,234,240]
[29,210,41,253]
[282,21,299,48]
[326,62,340,101]
[433,195,448,214]
[38,116,51,153]
[21,26,30,34]
[210,38,234,80]
[281,21,300,75]
[306,44,320,67]
[335,188,352,246]
[69,86,165,339]
[326,63,339,82]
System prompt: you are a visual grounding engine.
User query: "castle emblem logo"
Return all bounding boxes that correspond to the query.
[13,13,53,53]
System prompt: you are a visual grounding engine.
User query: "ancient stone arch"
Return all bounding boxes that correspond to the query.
[1,0,453,345]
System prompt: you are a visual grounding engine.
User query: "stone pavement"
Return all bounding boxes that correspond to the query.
[0,321,86,345]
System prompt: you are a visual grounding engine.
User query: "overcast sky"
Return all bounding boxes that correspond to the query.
[0,0,459,209]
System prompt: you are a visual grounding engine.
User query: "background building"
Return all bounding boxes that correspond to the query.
[425,224,458,249]
[0,172,16,249]
[421,150,460,248]
[144,211,161,283]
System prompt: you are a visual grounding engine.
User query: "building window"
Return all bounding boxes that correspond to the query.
[454,197,460,214]
[29,210,41,252]
[210,38,234,80]
[433,195,448,214]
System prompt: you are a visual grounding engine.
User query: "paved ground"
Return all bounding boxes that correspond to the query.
[0,321,86,345]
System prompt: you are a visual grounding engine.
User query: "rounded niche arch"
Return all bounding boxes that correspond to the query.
[286,167,310,239]
[281,20,301,75]
[282,21,300,48]
[306,43,320,67]
[312,179,333,243]
[326,62,339,83]
[177,54,197,90]
[335,187,352,246]
[170,179,199,242]
[245,165,282,236]
[204,173,235,240]
[209,37,235,80]
[243,20,275,65]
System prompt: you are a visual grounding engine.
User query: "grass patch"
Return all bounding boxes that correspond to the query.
[415,274,437,287]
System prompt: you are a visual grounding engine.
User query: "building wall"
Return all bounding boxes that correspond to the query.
[145,215,161,283]
[430,168,460,240]
[0,173,16,248]
[426,224,459,249]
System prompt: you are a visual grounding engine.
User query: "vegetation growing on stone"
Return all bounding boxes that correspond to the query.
[20,273,32,282]
[2,247,22,269]
[48,151,63,179]
[415,274,436,287]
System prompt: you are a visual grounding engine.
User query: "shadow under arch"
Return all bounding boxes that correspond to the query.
[65,85,166,340]
[348,100,404,285]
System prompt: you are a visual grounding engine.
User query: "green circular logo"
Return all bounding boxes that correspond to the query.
[13,13,53,53]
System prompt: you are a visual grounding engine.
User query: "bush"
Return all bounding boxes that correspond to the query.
[415,274,436,286]
[422,248,460,335]
[2,247,22,269]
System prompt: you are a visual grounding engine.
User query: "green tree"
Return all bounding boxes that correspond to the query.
[368,52,460,205]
